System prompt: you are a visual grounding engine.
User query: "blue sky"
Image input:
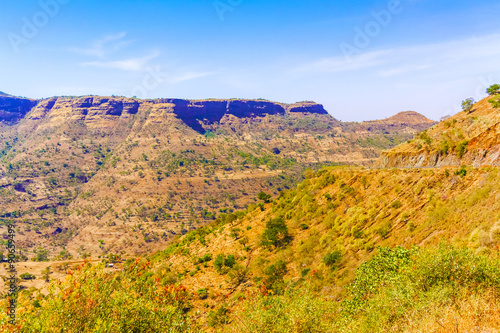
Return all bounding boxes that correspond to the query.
[1,0,500,121]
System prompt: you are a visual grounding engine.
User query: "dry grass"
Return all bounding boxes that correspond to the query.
[403,291,500,333]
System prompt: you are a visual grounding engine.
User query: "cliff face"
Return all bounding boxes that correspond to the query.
[0,94,38,122]
[167,99,289,133]
[2,95,329,134]
[379,96,500,168]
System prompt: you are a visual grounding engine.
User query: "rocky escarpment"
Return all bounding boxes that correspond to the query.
[164,99,288,133]
[286,101,328,114]
[0,93,38,122]
[157,99,328,133]
[1,94,329,134]
[379,96,500,168]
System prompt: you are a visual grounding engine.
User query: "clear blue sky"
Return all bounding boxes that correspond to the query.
[1,0,500,121]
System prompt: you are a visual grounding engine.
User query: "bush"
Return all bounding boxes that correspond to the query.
[196,253,212,264]
[263,260,287,294]
[258,191,272,203]
[12,260,195,332]
[391,200,402,209]
[33,247,49,262]
[341,244,500,332]
[20,272,36,280]
[455,140,469,158]
[323,250,342,268]
[489,95,500,108]
[455,165,467,177]
[214,254,236,274]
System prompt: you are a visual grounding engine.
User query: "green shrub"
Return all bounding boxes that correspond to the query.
[455,140,469,158]
[455,165,467,177]
[224,255,236,268]
[196,253,213,264]
[341,244,500,332]
[258,191,272,203]
[323,250,342,268]
[263,260,287,294]
[214,254,236,274]
[391,200,402,209]
[20,272,36,280]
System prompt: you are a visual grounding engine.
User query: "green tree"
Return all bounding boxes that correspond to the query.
[261,218,290,248]
[42,266,53,282]
[323,250,342,268]
[461,98,475,113]
[33,247,49,262]
[258,191,272,203]
[486,84,500,95]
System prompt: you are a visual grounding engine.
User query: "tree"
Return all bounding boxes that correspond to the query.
[323,250,342,268]
[42,266,53,282]
[486,84,500,95]
[461,98,475,114]
[258,191,271,203]
[261,218,290,248]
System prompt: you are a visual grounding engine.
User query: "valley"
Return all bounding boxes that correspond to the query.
[0,93,434,259]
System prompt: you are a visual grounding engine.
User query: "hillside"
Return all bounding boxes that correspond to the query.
[379,95,500,168]
[5,164,500,331]
[0,93,435,258]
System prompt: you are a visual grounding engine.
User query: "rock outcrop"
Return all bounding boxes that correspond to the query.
[0,93,38,122]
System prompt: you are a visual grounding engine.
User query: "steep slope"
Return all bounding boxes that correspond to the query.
[0,94,435,258]
[7,164,500,331]
[150,165,500,301]
[379,95,500,168]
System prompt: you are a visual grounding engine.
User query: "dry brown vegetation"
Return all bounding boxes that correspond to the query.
[0,95,433,260]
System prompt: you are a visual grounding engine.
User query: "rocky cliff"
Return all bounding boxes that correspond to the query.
[0,93,38,122]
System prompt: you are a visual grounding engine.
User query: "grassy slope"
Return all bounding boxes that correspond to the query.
[381,95,500,167]
[5,164,500,331]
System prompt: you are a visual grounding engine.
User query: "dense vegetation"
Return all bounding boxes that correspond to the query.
[2,244,498,332]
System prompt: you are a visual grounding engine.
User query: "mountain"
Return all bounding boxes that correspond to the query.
[379,95,500,168]
[0,93,435,258]
[1,93,499,332]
